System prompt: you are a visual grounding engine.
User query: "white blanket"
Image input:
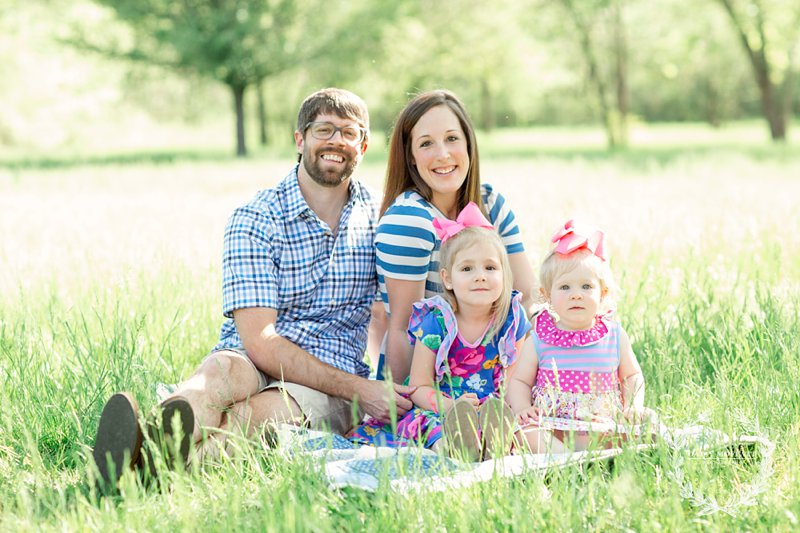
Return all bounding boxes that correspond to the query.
[271,424,771,502]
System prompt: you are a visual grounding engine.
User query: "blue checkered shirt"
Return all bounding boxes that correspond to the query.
[214,166,379,378]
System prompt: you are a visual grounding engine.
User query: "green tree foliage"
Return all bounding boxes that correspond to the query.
[715,0,800,140]
[353,0,534,133]
[82,0,299,156]
[6,0,798,155]
[626,1,755,126]
[76,0,406,156]
[533,0,631,148]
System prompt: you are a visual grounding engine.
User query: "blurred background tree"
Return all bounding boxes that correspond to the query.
[0,0,797,157]
[70,0,402,156]
[74,0,303,156]
[716,0,800,141]
[540,0,631,149]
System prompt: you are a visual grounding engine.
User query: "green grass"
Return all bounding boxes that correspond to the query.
[1,133,799,530]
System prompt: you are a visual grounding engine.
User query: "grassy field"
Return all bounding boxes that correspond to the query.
[1,134,799,530]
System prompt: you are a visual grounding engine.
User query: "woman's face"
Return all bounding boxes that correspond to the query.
[409,105,469,215]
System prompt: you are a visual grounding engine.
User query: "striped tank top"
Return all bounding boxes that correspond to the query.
[532,312,620,394]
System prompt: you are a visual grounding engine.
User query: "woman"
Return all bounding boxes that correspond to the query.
[376,89,536,383]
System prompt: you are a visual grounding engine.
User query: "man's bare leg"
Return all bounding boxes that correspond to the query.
[166,351,262,443]
[197,388,303,461]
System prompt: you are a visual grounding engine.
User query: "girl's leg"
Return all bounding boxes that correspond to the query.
[517,427,565,454]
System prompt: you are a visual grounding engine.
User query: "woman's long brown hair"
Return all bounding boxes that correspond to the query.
[380,90,484,218]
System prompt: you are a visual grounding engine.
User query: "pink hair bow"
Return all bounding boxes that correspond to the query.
[432,202,493,244]
[551,219,606,261]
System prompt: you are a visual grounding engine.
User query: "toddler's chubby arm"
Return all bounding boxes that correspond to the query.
[407,342,478,413]
[617,329,657,423]
[506,336,541,425]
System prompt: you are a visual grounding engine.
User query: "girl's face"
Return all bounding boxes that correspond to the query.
[409,105,469,215]
[546,261,606,331]
[441,240,503,312]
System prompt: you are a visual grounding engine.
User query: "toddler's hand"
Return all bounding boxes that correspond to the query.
[622,406,659,425]
[515,406,541,426]
[460,393,480,407]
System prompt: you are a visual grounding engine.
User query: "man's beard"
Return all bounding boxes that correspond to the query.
[302,148,358,187]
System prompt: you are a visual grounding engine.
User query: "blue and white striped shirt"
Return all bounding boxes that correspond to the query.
[375,183,525,313]
[214,166,379,378]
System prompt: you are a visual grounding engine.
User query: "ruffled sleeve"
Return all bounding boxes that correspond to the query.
[407,295,458,380]
[495,290,532,371]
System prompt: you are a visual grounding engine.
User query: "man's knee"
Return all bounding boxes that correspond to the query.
[198,351,234,377]
[197,351,258,389]
[191,351,261,400]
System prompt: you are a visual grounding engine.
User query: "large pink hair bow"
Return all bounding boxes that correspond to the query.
[551,219,606,261]
[432,202,493,244]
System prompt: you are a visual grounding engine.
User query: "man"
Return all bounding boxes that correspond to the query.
[92,88,415,487]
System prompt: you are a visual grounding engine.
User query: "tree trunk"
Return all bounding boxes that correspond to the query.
[752,53,787,141]
[257,79,268,146]
[718,0,788,141]
[232,83,248,157]
[562,0,617,149]
[764,91,787,140]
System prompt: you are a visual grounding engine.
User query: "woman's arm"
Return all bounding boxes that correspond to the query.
[508,252,538,318]
[366,299,387,369]
[384,277,426,384]
[483,186,537,317]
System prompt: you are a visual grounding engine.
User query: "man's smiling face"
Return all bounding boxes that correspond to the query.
[297,113,367,188]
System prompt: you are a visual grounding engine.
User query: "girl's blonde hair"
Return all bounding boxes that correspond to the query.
[539,248,618,315]
[438,227,512,341]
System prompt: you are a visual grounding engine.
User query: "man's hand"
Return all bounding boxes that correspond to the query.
[355,380,417,424]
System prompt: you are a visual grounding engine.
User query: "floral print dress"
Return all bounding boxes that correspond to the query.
[349,292,530,448]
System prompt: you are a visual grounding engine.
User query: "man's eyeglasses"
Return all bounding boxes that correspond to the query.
[305,121,366,146]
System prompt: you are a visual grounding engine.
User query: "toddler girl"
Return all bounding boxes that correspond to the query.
[507,220,652,453]
[351,202,531,461]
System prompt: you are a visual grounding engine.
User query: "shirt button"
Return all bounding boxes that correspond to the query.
[329,299,336,306]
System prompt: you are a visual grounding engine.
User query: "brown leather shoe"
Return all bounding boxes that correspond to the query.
[92,392,143,490]
[140,396,195,482]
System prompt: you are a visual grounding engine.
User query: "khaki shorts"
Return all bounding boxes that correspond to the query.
[208,348,364,435]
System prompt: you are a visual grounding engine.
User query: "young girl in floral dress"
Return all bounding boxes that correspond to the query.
[507,220,654,453]
[350,202,531,461]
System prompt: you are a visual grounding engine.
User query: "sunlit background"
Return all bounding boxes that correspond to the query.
[1,1,799,530]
